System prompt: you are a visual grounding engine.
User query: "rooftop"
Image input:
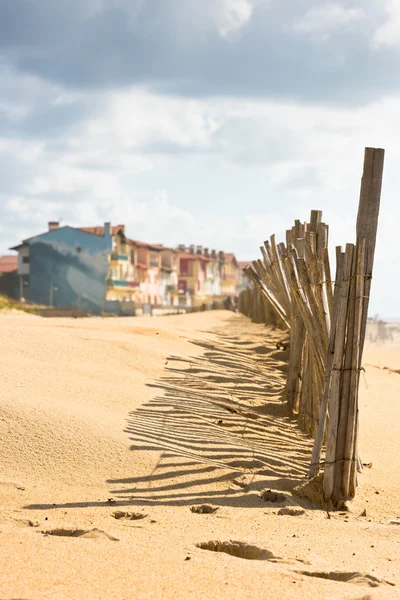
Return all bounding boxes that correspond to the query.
[0,255,18,274]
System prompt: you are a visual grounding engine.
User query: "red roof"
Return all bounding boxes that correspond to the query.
[178,252,211,262]
[78,225,125,236]
[0,255,18,274]
[127,239,162,252]
[237,261,250,270]
[224,253,239,267]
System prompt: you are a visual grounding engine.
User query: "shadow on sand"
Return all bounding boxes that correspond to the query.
[25,317,315,511]
[108,317,314,507]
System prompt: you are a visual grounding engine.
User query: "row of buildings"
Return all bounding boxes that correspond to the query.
[0,221,249,315]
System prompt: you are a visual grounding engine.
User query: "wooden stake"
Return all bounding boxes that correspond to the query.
[323,244,354,503]
[309,247,344,477]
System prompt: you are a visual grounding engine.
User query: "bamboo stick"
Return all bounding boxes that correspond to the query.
[342,239,366,498]
[322,244,354,503]
[309,247,344,477]
[356,148,385,353]
[331,247,357,503]
[244,266,289,326]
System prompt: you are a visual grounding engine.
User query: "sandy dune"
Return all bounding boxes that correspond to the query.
[0,310,399,599]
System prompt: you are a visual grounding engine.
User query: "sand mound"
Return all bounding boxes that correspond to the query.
[0,311,398,599]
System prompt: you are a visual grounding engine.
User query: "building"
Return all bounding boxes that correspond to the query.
[237,261,251,294]
[221,252,240,298]
[0,255,18,299]
[177,245,211,307]
[205,249,222,300]
[79,224,139,310]
[10,222,119,313]
[158,246,179,307]
[128,239,163,305]
[0,255,18,275]
[9,222,245,314]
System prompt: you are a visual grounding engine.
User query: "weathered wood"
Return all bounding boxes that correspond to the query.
[245,266,289,326]
[309,247,344,477]
[310,210,323,234]
[332,246,357,503]
[342,239,366,498]
[322,247,334,318]
[323,244,354,503]
[356,148,385,357]
[270,234,291,314]
[238,150,384,507]
[286,310,305,413]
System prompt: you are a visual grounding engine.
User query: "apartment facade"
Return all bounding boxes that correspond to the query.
[221,253,240,297]
[10,222,113,312]
[9,222,246,314]
[177,245,210,307]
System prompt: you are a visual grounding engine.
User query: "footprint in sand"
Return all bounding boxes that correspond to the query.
[111,511,148,521]
[40,528,119,541]
[277,508,305,516]
[231,475,251,489]
[296,569,395,588]
[196,540,281,561]
[190,505,219,514]
[15,518,39,528]
[260,489,286,503]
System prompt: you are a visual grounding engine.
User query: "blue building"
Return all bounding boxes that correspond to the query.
[11,222,115,313]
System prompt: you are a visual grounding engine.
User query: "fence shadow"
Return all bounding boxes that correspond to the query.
[109,317,315,507]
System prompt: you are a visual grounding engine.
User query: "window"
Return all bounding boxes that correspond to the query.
[138,248,146,264]
[22,256,30,264]
[180,258,190,275]
[178,279,187,293]
[149,253,158,267]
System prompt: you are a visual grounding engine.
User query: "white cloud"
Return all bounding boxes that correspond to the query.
[1,75,400,314]
[293,3,364,41]
[86,0,255,38]
[216,0,255,37]
[373,0,400,48]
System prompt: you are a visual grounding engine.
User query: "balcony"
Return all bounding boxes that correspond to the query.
[110,253,129,261]
[223,274,237,282]
[107,278,128,287]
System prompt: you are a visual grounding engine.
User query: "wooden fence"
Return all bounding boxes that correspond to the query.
[238,147,385,507]
[238,285,285,328]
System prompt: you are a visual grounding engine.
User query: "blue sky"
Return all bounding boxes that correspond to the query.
[1,0,400,316]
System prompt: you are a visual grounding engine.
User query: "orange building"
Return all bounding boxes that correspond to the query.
[177,245,211,307]
[221,253,240,298]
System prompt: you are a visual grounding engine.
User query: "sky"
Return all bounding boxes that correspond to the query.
[1,0,400,316]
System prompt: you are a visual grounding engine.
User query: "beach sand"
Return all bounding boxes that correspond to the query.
[0,310,399,599]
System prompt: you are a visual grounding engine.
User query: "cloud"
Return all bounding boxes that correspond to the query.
[373,0,400,48]
[213,0,255,37]
[292,3,364,41]
[0,1,399,315]
[0,0,397,105]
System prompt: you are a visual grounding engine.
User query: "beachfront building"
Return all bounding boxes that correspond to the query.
[10,222,114,312]
[237,261,251,294]
[128,239,163,305]
[177,245,211,307]
[80,224,138,311]
[159,246,179,307]
[204,249,222,301]
[10,222,246,313]
[221,253,240,298]
[0,255,18,299]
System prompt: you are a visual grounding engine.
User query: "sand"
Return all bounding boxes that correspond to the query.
[0,310,399,600]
